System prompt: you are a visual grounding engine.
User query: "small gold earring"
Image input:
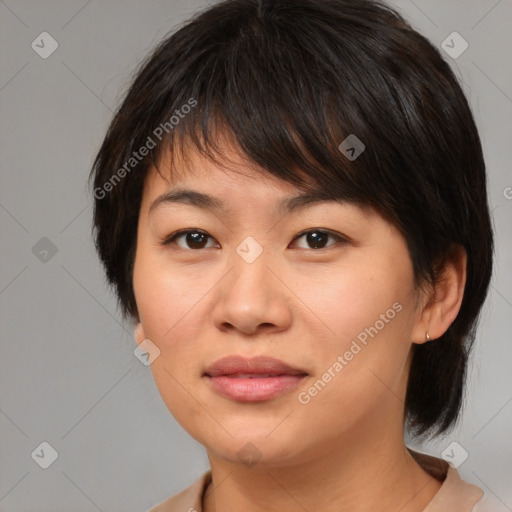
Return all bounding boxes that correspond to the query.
[425,332,431,342]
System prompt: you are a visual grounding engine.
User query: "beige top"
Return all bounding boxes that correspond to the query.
[148,448,494,511]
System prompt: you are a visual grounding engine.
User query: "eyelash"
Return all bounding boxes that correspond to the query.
[161,228,349,251]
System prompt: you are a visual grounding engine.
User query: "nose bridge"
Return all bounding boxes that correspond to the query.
[229,236,274,299]
[212,236,291,334]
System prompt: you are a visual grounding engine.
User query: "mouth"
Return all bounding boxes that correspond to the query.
[203,355,308,402]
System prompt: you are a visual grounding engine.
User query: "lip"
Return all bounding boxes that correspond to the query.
[204,355,308,402]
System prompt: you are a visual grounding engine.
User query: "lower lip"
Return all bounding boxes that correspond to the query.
[205,374,307,402]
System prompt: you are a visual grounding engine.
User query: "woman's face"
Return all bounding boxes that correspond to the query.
[133,142,428,468]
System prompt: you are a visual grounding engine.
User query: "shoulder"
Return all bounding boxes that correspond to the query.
[408,448,486,512]
[471,492,506,512]
[147,470,212,512]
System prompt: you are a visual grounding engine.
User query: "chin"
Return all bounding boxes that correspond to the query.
[201,428,306,469]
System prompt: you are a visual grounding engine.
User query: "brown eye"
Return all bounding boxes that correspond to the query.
[163,230,217,250]
[162,228,347,251]
[291,229,346,250]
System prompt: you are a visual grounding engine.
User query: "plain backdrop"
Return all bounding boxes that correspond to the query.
[0,0,511,510]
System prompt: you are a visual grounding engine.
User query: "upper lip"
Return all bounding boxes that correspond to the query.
[204,355,308,377]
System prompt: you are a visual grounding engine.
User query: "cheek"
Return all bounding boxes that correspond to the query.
[133,252,213,433]
[132,252,213,422]
[292,257,415,351]
[291,261,416,420]
[133,247,211,346]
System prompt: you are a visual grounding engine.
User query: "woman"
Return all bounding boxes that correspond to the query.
[89,0,495,510]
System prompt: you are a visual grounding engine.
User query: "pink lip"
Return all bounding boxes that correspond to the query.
[204,355,308,402]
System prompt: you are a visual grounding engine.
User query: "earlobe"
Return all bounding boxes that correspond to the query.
[413,246,467,344]
[134,322,145,345]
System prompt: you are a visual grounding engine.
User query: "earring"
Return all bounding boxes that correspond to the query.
[425,332,431,342]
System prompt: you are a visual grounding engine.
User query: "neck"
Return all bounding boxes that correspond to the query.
[203,425,442,512]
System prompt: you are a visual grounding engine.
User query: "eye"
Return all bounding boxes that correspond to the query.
[161,228,348,251]
[290,229,347,250]
[162,229,218,250]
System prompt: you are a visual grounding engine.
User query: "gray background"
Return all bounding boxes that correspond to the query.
[0,0,511,510]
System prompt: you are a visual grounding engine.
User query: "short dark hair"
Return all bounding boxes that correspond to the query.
[89,0,493,439]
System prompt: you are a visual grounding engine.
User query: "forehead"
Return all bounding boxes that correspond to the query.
[140,133,379,224]
[149,127,320,188]
[142,140,320,210]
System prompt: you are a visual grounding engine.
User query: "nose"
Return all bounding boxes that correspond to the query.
[211,251,292,337]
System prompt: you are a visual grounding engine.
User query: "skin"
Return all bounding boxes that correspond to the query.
[132,136,467,512]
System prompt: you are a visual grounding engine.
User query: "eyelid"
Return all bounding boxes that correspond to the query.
[161,228,216,247]
[290,228,350,245]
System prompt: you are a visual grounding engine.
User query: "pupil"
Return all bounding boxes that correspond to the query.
[188,232,207,248]
[307,231,327,249]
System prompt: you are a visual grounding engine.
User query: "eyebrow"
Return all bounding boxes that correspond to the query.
[148,187,344,216]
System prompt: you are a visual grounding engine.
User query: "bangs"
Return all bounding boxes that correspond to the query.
[134,0,409,214]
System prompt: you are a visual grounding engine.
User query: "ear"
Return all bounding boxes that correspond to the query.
[412,245,467,344]
[134,322,146,346]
